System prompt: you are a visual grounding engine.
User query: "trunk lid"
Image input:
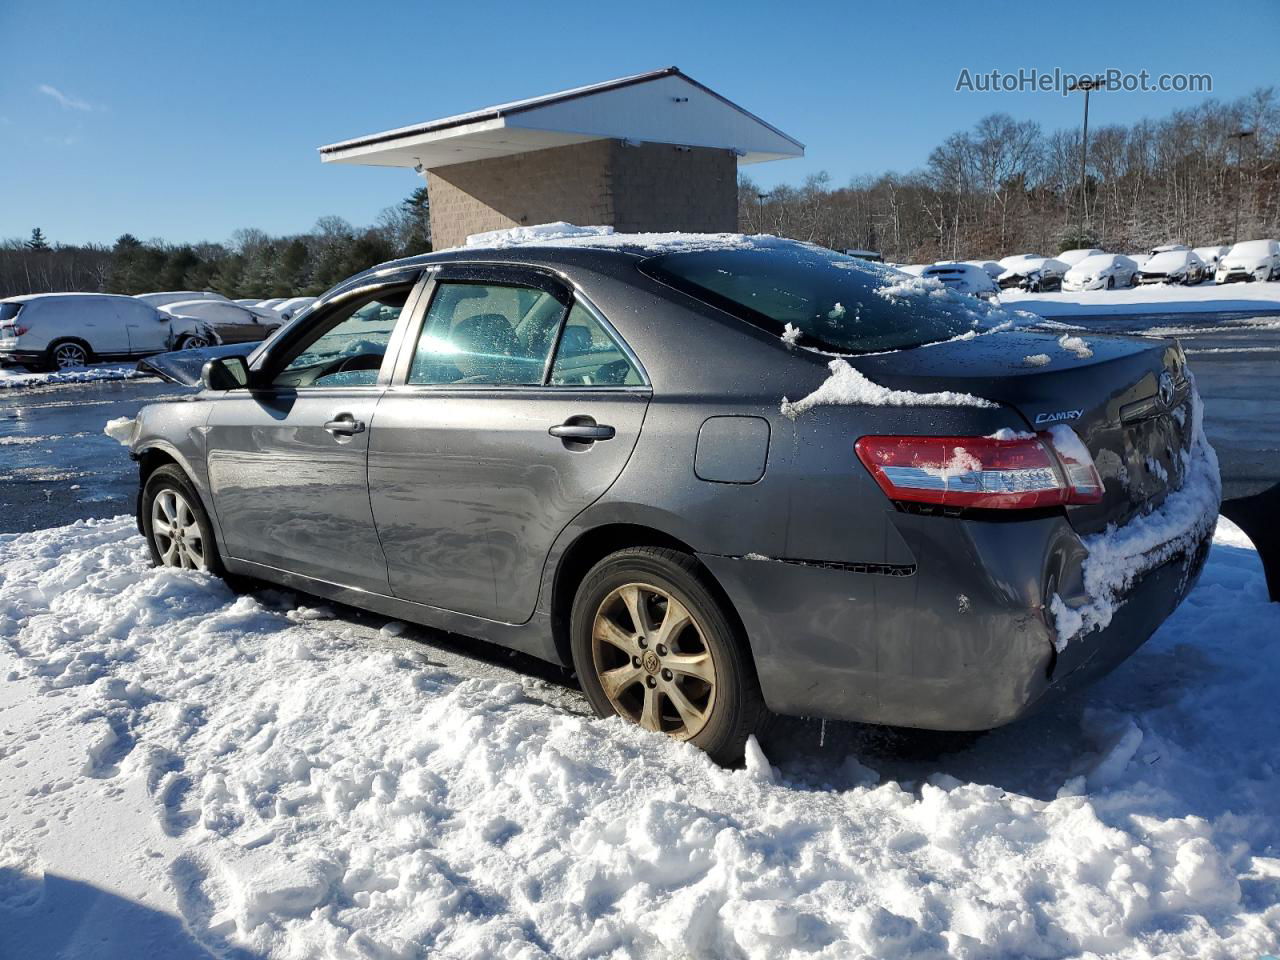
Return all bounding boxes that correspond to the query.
[853,329,1193,534]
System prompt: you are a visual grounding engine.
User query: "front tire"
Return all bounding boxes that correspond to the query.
[177,334,213,350]
[141,464,225,576]
[570,547,766,765]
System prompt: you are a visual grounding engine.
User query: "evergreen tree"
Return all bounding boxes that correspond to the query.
[26,228,50,251]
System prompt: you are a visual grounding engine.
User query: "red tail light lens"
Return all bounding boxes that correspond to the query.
[855,432,1104,510]
[0,324,25,336]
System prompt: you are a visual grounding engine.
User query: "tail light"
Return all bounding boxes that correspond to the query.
[0,324,26,336]
[855,431,1104,510]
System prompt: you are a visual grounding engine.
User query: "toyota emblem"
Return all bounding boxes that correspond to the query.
[1158,371,1176,409]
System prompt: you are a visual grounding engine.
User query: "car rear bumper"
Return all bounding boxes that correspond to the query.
[0,347,44,365]
[699,510,1213,731]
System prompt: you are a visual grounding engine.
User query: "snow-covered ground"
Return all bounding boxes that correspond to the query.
[2,517,1278,959]
[0,363,153,390]
[999,280,1280,317]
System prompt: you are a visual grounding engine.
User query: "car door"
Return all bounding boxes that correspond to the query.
[204,272,426,592]
[368,266,651,622]
[122,300,170,355]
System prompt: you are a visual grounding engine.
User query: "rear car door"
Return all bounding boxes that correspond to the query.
[122,300,170,355]
[368,265,650,622]
[204,272,425,593]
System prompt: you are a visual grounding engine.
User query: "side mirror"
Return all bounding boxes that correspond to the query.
[201,356,250,391]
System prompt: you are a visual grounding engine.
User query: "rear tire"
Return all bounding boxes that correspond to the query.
[570,546,767,765]
[141,464,226,577]
[46,339,91,371]
[177,334,213,350]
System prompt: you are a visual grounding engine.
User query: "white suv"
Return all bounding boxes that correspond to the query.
[0,293,214,371]
[1215,239,1280,283]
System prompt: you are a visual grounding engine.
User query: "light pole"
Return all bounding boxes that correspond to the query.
[1067,77,1101,244]
[1229,129,1255,244]
[756,191,769,232]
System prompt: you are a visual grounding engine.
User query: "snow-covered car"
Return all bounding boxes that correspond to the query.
[160,299,283,345]
[1150,243,1190,256]
[0,293,213,370]
[966,260,1004,280]
[135,290,230,309]
[272,296,318,322]
[920,262,999,299]
[896,264,928,276]
[255,297,287,310]
[1215,239,1280,283]
[127,233,1217,764]
[996,255,1068,292]
[1126,253,1151,270]
[1136,250,1207,285]
[1062,254,1141,291]
[1057,248,1105,268]
[1193,245,1231,276]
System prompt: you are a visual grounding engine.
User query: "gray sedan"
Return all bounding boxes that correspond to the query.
[127,237,1215,763]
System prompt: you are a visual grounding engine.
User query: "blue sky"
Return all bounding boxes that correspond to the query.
[1,0,1276,246]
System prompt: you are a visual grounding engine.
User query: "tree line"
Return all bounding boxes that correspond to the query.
[738,87,1279,263]
[0,189,431,300]
[3,87,1278,299]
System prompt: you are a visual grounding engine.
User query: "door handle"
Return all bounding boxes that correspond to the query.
[324,415,366,435]
[549,421,615,442]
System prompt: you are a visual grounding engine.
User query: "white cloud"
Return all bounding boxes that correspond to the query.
[37,84,93,112]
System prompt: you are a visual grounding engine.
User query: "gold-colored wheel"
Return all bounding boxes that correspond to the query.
[590,582,717,740]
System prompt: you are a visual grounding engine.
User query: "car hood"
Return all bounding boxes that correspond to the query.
[138,342,252,385]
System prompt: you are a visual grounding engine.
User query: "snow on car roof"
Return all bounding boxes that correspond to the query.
[1070,253,1126,271]
[1229,239,1276,255]
[1145,250,1196,270]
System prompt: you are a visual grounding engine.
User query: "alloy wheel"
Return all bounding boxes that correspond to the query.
[150,488,206,570]
[182,336,211,349]
[53,343,88,369]
[590,582,717,740]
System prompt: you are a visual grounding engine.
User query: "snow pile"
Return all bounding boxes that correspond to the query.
[781,358,996,418]
[1024,353,1051,366]
[1058,334,1094,359]
[0,363,151,390]
[103,416,136,446]
[1,516,1277,958]
[464,222,615,247]
[999,280,1280,317]
[1051,384,1221,643]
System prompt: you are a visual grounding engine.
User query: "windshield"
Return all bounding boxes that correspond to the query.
[640,246,992,353]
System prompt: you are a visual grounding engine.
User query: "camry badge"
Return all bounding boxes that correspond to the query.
[1158,371,1176,409]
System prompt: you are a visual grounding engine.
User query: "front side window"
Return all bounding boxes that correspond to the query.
[271,289,409,388]
[550,304,643,386]
[641,246,994,354]
[407,282,566,386]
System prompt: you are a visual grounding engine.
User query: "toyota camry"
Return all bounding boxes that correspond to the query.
[126,235,1220,764]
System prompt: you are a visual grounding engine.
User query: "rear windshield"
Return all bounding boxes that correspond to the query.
[0,303,22,323]
[640,246,989,353]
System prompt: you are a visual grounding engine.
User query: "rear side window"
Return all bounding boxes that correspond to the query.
[550,304,642,386]
[408,282,566,386]
[0,303,22,323]
[641,247,990,353]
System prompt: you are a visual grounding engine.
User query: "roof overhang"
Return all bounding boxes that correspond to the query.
[319,67,803,170]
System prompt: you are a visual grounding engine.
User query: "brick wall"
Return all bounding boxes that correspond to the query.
[426,139,737,249]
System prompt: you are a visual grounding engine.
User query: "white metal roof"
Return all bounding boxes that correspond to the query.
[319,67,803,170]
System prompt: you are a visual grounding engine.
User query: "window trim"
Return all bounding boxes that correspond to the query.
[387,264,650,391]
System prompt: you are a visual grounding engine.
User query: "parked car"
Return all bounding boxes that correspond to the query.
[1136,249,1207,285]
[920,262,999,299]
[1150,243,1190,256]
[1193,245,1231,276]
[135,291,230,309]
[1057,248,1105,268]
[255,298,287,310]
[997,255,1068,292]
[0,293,213,370]
[966,260,1005,281]
[160,299,284,345]
[842,249,884,262]
[1215,239,1280,283]
[1125,253,1152,270]
[271,296,318,321]
[128,236,1214,764]
[1062,254,1141,291]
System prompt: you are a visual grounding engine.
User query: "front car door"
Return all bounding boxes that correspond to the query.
[368,265,651,622]
[204,272,425,593]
